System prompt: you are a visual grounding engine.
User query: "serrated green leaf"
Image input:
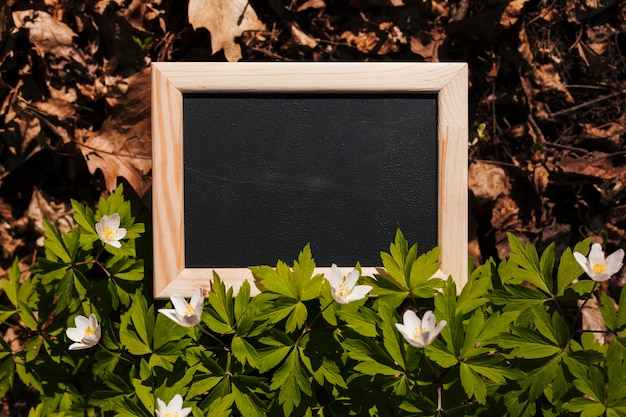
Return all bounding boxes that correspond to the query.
[563,398,606,417]
[556,247,585,296]
[43,219,71,263]
[460,362,487,404]
[285,301,307,333]
[257,346,291,373]
[616,285,626,330]
[424,339,458,367]
[599,291,618,331]
[231,382,267,417]
[1,258,20,308]
[270,349,311,416]
[18,301,39,330]
[234,280,251,322]
[232,336,260,369]
[378,303,405,370]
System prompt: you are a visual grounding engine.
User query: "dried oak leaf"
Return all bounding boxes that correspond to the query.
[77,68,151,196]
[469,161,510,206]
[188,0,265,62]
[12,9,88,69]
[557,151,626,180]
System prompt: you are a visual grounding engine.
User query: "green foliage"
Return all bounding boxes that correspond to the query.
[2,192,626,416]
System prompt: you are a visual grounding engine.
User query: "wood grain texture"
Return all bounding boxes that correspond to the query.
[151,62,468,298]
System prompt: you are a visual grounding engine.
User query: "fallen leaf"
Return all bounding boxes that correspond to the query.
[469,161,510,206]
[289,22,318,48]
[77,68,152,196]
[188,0,265,61]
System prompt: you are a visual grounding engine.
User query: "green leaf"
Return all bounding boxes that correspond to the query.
[460,362,487,404]
[18,301,39,330]
[378,303,405,370]
[232,336,260,369]
[42,219,71,263]
[503,233,552,295]
[285,301,307,333]
[250,262,297,299]
[456,261,492,315]
[257,346,291,373]
[599,291,618,331]
[407,247,442,298]
[208,273,235,330]
[270,349,312,416]
[1,258,21,308]
[556,245,586,296]
[231,381,267,417]
[120,312,152,355]
[563,398,606,417]
[424,339,458,367]
[616,284,626,330]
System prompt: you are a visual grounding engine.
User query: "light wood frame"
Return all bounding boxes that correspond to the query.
[151,62,468,299]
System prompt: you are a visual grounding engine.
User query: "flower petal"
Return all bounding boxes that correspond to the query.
[74,314,90,329]
[170,293,190,315]
[329,264,342,286]
[168,394,184,411]
[115,227,127,240]
[605,249,625,276]
[68,342,91,350]
[190,286,204,307]
[573,252,592,276]
[66,327,84,343]
[346,285,372,302]
[402,310,421,330]
[158,308,184,326]
[588,244,605,267]
[344,269,360,288]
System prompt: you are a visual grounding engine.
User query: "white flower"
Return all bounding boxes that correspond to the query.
[574,243,625,282]
[66,313,101,350]
[155,394,191,417]
[395,310,446,348]
[328,264,372,304]
[158,286,204,327]
[95,213,127,248]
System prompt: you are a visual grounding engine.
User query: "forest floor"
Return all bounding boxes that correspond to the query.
[1,0,626,413]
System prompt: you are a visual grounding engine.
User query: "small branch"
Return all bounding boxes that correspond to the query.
[548,90,625,118]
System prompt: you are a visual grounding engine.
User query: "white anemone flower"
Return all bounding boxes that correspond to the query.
[328,263,373,304]
[155,394,192,417]
[574,243,625,283]
[158,286,204,327]
[95,213,127,248]
[66,313,101,350]
[395,310,446,348]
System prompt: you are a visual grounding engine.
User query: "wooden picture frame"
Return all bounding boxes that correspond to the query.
[151,62,468,299]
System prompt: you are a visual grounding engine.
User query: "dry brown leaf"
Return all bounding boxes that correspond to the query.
[410,29,444,61]
[77,68,152,196]
[500,0,529,28]
[290,22,318,48]
[532,63,574,103]
[469,161,510,206]
[579,297,608,344]
[341,29,379,53]
[296,0,326,11]
[12,9,87,68]
[21,188,75,237]
[491,195,521,229]
[188,0,265,62]
[557,152,626,180]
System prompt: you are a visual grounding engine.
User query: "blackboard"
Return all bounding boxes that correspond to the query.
[183,93,438,268]
[151,62,468,298]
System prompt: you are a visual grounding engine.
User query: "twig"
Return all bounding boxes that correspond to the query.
[548,90,625,118]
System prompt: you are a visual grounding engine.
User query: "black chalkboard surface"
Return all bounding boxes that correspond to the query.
[183,93,438,268]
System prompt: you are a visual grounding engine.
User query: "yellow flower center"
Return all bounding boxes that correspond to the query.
[592,263,607,274]
[101,226,116,240]
[336,283,351,298]
[412,327,425,340]
[84,326,95,337]
[184,305,195,316]
[164,413,179,417]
